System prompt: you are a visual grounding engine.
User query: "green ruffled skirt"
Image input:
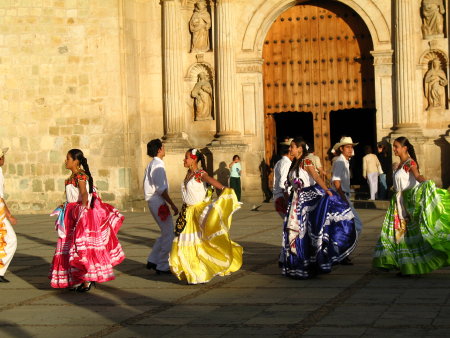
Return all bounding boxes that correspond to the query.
[373,181,450,274]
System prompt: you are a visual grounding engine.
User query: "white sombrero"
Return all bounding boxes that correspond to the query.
[334,136,358,149]
[0,148,9,158]
[280,138,294,146]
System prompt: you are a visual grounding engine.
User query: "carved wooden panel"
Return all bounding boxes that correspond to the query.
[263,2,374,170]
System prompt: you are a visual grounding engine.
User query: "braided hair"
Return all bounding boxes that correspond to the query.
[394,136,419,169]
[68,149,94,193]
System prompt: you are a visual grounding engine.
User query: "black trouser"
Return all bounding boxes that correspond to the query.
[230,177,241,201]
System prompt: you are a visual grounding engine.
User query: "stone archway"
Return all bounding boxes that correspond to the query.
[261,1,376,174]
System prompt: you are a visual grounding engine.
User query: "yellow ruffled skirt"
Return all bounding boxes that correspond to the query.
[0,203,9,268]
[169,188,243,284]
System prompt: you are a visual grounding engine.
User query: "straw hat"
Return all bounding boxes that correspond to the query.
[280,138,293,146]
[334,136,358,150]
[0,147,9,158]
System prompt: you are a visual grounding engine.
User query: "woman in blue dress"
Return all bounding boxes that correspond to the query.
[280,137,357,279]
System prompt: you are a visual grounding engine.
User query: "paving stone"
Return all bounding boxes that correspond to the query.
[0,208,447,336]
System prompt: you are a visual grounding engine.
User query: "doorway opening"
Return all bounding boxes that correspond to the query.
[274,111,314,146]
[330,108,376,186]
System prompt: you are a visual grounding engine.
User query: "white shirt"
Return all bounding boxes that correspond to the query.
[331,154,351,193]
[272,156,292,200]
[0,167,4,198]
[143,157,169,203]
[65,181,92,204]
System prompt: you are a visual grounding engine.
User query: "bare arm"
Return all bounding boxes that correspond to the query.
[410,165,426,183]
[332,179,347,202]
[202,172,226,190]
[161,190,179,215]
[78,180,89,207]
[0,198,16,225]
[306,165,332,196]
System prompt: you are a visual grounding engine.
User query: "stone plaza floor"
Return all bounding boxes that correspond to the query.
[1,203,449,337]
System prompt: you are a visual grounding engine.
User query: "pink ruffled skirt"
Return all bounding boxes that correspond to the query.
[49,196,125,288]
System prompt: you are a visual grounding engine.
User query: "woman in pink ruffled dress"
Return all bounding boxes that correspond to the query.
[49,149,125,292]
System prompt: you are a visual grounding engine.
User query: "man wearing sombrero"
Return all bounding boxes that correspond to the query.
[331,137,363,236]
[0,147,17,283]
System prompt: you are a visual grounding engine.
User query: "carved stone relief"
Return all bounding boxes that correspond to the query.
[421,0,446,39]
[189,0,211,53]
[421,50,449,110]
[191,71,213,120]
[186,63,214,121]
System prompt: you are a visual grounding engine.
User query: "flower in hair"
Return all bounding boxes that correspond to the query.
[190,148,198,160]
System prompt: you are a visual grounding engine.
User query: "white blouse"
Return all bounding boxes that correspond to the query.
[181,171,207,206]
[393,159,419,192]
[65,180,92,204]
[288,162,315,188]
[0,167,4,199]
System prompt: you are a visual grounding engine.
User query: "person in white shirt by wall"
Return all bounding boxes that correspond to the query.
[143,139,179,274]
[272,145,293,218]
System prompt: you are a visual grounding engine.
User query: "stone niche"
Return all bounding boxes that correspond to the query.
[184,62,216,144]
[420,49,449,128]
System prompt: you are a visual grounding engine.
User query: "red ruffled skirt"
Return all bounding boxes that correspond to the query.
[49,196,125,288]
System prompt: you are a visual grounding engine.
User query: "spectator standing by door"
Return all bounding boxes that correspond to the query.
[229,155,242,201]
[362,145,383,200]
[376,142,391,200]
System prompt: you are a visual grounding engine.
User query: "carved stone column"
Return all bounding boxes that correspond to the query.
[394,0,421,131]
[213,0,242,142]
[162,0,186,143]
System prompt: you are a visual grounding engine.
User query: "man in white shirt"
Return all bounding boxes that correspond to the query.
[0,147,17,283]
[272,145,293,218]
[331,137,363,236]
[143,139,178,274]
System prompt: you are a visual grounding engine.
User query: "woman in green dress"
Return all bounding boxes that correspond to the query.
[373,137,450,275]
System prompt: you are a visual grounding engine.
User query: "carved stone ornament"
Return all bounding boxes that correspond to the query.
[421,0,446,39]
[422,53,448,110]
[191,71,213,121]
[189,0,211,53]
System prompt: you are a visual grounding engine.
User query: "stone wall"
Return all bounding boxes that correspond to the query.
[1,0,449,214]
[0,0,130,213]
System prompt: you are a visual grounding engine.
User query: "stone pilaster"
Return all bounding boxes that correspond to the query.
[213,0,242,143]
[162,0,187,144]
[393,0,421,132]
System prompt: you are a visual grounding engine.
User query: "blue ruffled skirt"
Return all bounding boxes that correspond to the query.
[280,184,357,278]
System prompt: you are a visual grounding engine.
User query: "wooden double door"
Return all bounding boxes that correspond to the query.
[263,1,374,174]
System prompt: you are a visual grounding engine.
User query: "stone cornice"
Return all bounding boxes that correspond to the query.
[236,58,264,73]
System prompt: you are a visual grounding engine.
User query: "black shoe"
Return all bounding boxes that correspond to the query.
[146,262,157,270]
[340,257,353,265]
[0,276,9,283]
[77,281,96,292]
[156,269,171,275]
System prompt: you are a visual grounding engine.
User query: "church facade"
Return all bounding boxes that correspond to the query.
[1,0,449,213]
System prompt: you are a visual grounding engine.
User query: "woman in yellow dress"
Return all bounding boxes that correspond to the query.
[169,148,243,284]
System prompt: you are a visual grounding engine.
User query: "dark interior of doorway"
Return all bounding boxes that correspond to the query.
[274,111,314,148]
[330,108,376,187]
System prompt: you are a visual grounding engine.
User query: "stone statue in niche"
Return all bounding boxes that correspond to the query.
[424,58,448,109]
[191,72,213,120]
[189,0,211,53]
[421,0,446,38]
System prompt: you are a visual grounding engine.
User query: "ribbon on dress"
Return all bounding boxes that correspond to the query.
[50,202,68,239]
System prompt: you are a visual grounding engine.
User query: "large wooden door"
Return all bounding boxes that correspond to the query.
[263,1,374,173]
